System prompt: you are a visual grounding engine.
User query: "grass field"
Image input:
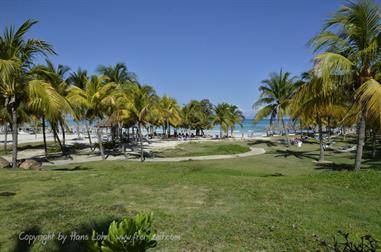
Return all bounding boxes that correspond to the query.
[153,141,250,157]
[0,137,380,251]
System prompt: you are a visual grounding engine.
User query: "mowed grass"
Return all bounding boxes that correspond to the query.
[153,140,250,157]
[0,138,380,251]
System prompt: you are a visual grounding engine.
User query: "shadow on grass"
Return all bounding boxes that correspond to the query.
[314,163,354,171]
[54,217,118,252]
[12,217,120,252]
[12,226,41,252]
[272,149,319,161]
[51,165,92,172]
[247,140,278,147]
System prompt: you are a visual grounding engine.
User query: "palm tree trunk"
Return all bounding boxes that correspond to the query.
[86,123,93,151]
[59,120,66,146]
[230,127,233,138]
[138,123,144,162]
[220,126,223,139]
[354,113,366,172]
[52,125,65,155]
[318,116,324,162]
[42,116,48,159]
[281,118,290,147]
[96,125,105,160]
[4,124,7,152]
[11,103,18,168]
[372,130,377,159]
[76,122,81,139]
[167,122,171,137]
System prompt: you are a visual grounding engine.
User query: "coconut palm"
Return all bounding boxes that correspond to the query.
[159,96,181,137]
[67,68,89,138]
[228,104,245,137]
[67,75,117,159]
[27,79,72,158]
[126,83,158,161]
[253,70,297,147]
[32,60,71,146]
[96,63,137,84]
[310,0,381,171]
[213,103,231,138]
[0,19,55,167]
[291,71,348,161]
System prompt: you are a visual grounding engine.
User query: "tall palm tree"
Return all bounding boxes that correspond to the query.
[253,70,297,147]
[228,104,245,137]
[0,19,55,167]
[159,96,181,137]
[310,0,381,171]
[127,83,158,161]
[67,75,116,159]
[213,103,231,138]
[291,71,347,161]
[67,68,89,139]
[96,63,137,84]
[32,60,71,146]
[27,79,72,159]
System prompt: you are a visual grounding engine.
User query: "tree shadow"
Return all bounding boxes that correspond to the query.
[314,162,354,171]
[247,140,278,147]
[272,149,319,161]
[12,217,121,252]
[50,165,92,172]
[12,226,41,252]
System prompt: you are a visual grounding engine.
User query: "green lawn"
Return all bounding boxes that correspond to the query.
[153,140,250,157]
[0,138,380,251]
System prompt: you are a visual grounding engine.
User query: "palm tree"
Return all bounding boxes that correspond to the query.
[32,60,71,146]
[213,103,231,138]
[228,104,245,137]
[291,71,347,162]
[96,63,137,84]
[67,68,89,139]
[0,19,55,167]
[159,96,181,137]
[310,0,381,171]
[253,70,297,147]
[27,79,72,159]
[127,83,158,161]
[67,75,116,159]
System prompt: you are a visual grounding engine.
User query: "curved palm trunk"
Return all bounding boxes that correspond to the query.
[318,116,324,162]
[52,125,65,156]
[220,125,223,139]
[281,118,290,147]
[138,123,144,162]
[59,120,66,146]
[76,122,80,139]
[4,124,7,152]
[11,104,18,168]
[354,113,366,172]
[96,125,105,160]
[372,130,377,159]
[42,116,48,159]
[85,123,93,151]
[230,127,234,138]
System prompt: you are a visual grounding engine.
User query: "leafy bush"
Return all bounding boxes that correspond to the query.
[88,212,157,252]
[314,231,379,252]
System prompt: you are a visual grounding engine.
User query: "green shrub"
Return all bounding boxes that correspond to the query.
[88,212,157,252]
[315,231,379,252]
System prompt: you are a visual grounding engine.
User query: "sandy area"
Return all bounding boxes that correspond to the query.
[0,132,269,166]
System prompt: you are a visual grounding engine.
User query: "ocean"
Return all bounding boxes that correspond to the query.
[67,117,288,136]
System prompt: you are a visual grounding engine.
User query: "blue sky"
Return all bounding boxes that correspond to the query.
[1,0,366,117]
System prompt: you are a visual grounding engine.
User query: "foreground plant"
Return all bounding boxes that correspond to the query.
[89,212,157,252]
[314,231,379,252]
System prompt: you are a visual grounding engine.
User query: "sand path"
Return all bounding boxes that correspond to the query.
[43,147,266,166]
